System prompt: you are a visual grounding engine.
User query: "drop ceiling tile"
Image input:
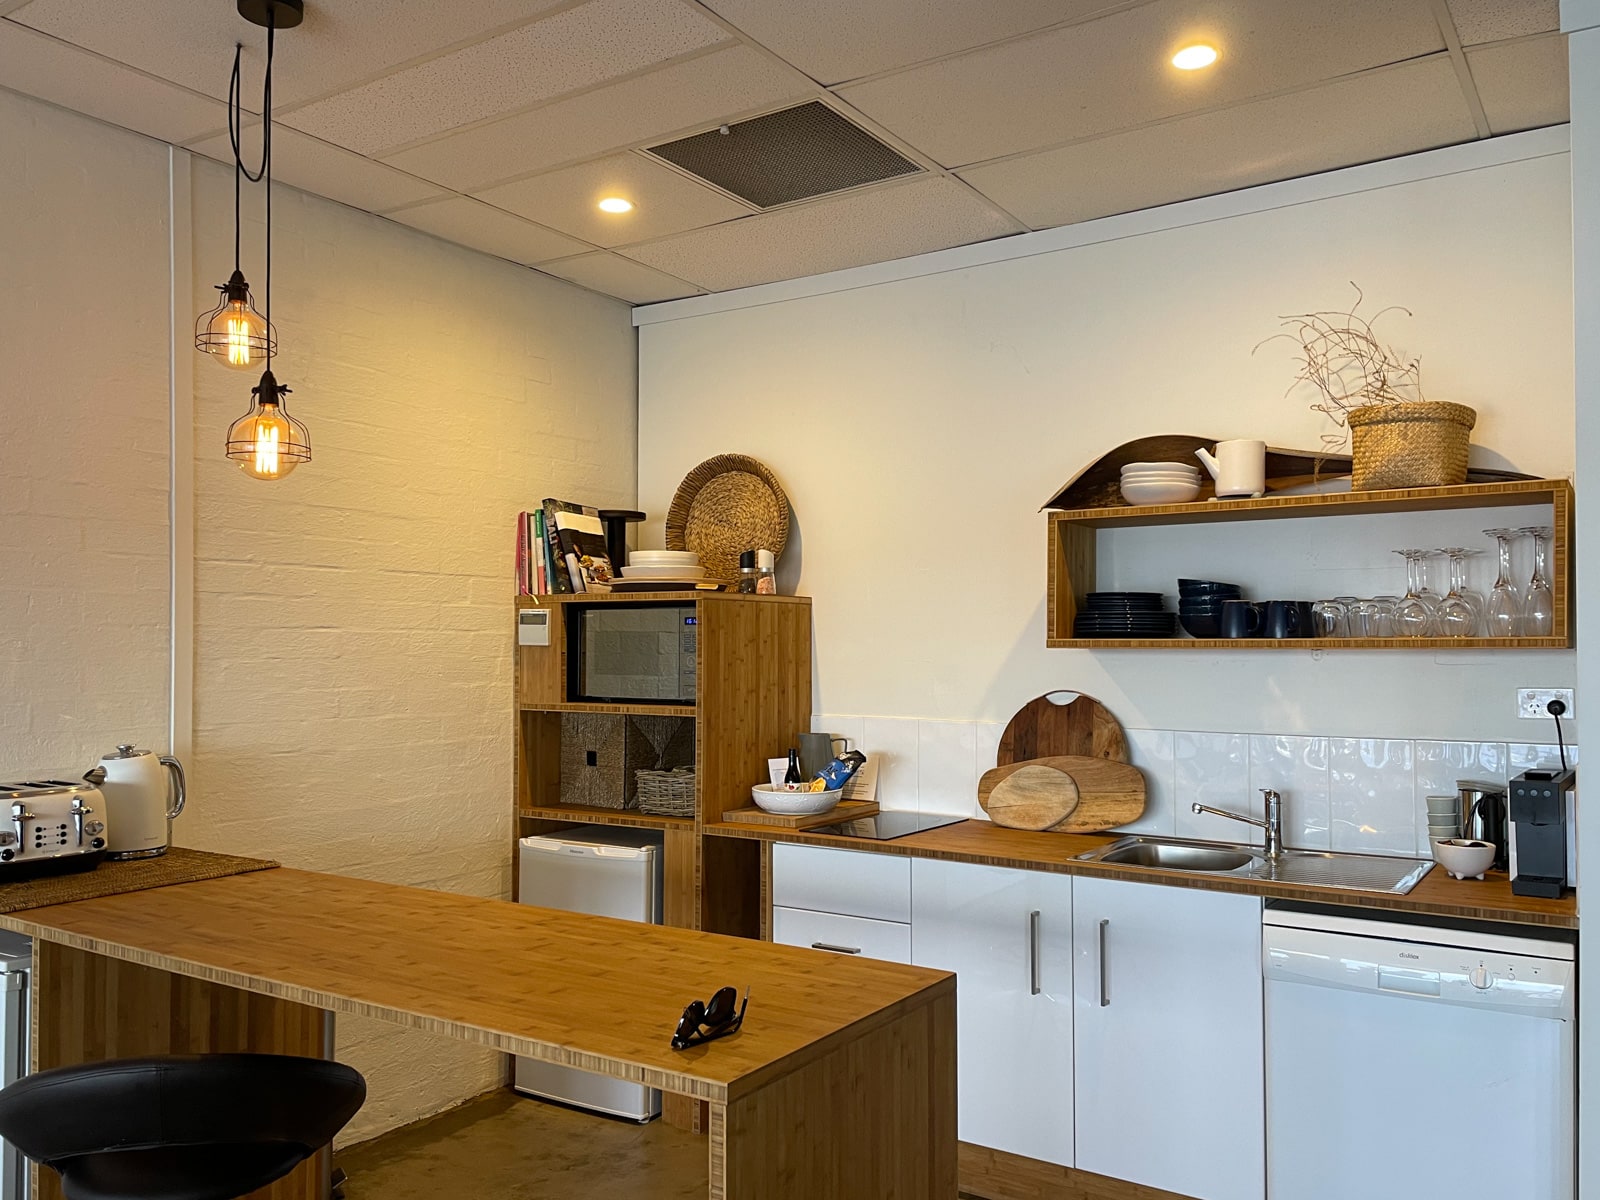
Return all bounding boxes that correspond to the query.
[8,0,566,107]
[620,175,1022,290]
[1467,34,1569,134]
[382,44,812,192]
[838,0,1445,167]
[285,0,730,157]
[539,252,703,303]
[186,123,447,214]
[699,0,1122,85]
[0,17,226,144]
[959,58,1475,229]
[386,196,592,267]
[476,153,750,247]
[1445,0,1559,45]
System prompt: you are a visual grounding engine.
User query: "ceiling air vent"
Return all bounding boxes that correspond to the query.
[644,101,921,210]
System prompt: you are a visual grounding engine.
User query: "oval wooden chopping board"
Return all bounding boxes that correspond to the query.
[996,693,1129,767]
[980,756,1145,833]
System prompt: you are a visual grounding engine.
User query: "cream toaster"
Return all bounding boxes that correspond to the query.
[0,777,109,879]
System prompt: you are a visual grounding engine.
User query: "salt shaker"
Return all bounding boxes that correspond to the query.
[755,549,777,594]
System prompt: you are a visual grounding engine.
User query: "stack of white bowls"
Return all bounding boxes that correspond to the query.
[1120,461,1202,505]
[622,550,705,581]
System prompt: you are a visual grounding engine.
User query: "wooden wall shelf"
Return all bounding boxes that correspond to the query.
[1048,478,1573,649]
[518,804,694,831]
[519,701,698,717]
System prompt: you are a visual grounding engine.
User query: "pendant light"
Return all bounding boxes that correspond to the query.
[217,0,311,480]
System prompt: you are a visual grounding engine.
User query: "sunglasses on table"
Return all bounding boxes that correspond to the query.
[670,985,749,1051]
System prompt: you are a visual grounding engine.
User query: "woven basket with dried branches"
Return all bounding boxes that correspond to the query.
[1257,283,1474,489]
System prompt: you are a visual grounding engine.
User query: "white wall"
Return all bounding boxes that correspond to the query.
[638,136,1575,749]
[0,92,172,774]
[2,88,640,1142]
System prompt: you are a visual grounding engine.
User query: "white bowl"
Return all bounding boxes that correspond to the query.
[620,566,707,580]
[1122,461,1200,475]
[1121,478,1202,505]
[1425,797,1460,812]
[1433,838,1496,880]
[751,783,843,816]
[1121,473,1205,484]
[628,551,699,564]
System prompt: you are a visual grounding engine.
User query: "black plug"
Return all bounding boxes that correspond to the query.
[1548,698,1568,717]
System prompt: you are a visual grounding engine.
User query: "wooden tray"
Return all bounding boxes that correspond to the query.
[721,799,879,829]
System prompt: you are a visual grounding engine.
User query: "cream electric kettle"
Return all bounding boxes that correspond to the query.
[85,744,186,860]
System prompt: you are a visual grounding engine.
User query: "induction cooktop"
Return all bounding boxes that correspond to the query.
[813,811,966,840]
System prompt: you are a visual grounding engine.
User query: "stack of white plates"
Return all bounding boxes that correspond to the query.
[1120,461,1202,505]
[622,550,705,580]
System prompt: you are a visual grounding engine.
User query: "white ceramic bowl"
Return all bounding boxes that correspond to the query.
[1433,838,1496,880]
[620,566,707,580]
[1424,796,1461,813]
[1121,473,1204,484]
[628,551,699,564]
[1121,461,1200,475]
[751,783,843,816]
[1121,478,1202,505]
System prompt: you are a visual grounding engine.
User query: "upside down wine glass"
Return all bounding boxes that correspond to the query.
[1394,550,1439,638]
[1484,528,1522,637]
[1520,526,1555,637]
[1437,547,1484,638]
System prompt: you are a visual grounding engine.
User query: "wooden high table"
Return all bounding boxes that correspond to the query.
[0,869,957,1200]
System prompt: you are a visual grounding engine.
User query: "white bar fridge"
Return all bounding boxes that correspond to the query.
[515,828,663,1122]
[0,932,30,1200]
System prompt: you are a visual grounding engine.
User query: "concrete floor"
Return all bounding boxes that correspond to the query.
[337,1089,709,1199]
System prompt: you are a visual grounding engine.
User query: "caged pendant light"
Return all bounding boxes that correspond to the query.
[215,0,311,479]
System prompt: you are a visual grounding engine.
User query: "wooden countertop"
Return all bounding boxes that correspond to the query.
[0,868,952,1102]
[707,818,1578,930]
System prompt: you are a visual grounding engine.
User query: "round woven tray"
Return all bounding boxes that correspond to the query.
[665,454,790,582]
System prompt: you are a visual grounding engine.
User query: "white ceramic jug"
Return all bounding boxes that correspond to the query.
[1194,439,1267,498]
[90,744,186,859]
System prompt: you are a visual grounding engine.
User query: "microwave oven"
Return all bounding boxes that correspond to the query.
[567,604,697,705]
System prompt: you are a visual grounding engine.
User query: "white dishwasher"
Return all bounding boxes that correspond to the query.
[1264,907,1574,1200]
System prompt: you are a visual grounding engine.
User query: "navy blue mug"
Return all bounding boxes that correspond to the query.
[1220,601,1263,638]
[1263,601,1315,639]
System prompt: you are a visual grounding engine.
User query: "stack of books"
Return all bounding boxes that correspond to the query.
[517,499,615,595]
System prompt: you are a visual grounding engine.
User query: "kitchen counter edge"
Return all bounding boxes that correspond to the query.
[705,819,1577,930]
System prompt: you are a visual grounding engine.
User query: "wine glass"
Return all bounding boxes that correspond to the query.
[1437,547,1484,637]
[1483,528,1522,636]
[1393,550,1439,637]
[1519,526,1555,637]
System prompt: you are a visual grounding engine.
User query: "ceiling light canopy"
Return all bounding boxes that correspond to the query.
[1171,44,1219,70]
[597,197,634,213]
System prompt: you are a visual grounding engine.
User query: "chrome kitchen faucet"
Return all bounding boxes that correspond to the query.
[1192,789,1284,858]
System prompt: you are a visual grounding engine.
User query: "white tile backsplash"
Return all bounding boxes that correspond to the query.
[1331,739,1416,856]
[862,716,921,810]
[833,714,1574,852]
[1250,735,1330,850]
[1174,732,1258,843]
[918,720,978,817]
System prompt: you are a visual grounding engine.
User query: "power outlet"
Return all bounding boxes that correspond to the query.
[1517,688,1575,719]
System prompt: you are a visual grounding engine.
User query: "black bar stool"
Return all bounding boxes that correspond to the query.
[0,1053,366,1200]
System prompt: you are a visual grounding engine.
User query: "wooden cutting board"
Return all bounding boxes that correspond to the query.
[721,799,879,830]
[979,756,1145,833]
[996,693,1129,767]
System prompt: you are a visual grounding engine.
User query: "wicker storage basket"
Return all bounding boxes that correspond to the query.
[1346,401,1476,490]
[559,714,694,810]
[636,767,697,817]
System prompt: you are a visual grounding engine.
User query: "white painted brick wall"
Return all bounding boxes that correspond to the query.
[0,92,171,775]
[181,159,637,1141]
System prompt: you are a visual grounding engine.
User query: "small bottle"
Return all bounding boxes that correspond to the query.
[755,548,777,595]
[784,748,803,788]
[737,550,759,594]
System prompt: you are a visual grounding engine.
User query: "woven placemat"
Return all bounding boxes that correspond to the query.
[0,847,279,914]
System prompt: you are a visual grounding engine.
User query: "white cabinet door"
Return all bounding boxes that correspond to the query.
[1073,876,1263,1200]
[911,858,1074,1167]
[771,906,911,963]
[770,842,911,921]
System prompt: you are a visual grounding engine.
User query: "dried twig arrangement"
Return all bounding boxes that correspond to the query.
[1256,282,1423,451]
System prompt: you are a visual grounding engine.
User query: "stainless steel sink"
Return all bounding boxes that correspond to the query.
[1079,836,1433,894]
[1095,840,1262,873]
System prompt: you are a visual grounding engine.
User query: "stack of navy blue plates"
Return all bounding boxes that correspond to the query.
[1074,592,1176,638]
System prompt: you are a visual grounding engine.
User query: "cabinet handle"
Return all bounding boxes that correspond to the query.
[1028,910,1042,995]
[1098,919,1110,1007]
[811,942,861,955]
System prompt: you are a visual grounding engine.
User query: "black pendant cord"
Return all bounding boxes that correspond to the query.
[226,22,275,303]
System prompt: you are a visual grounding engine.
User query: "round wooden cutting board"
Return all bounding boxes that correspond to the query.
[979,756,1145,833]
[995,693,1129,768]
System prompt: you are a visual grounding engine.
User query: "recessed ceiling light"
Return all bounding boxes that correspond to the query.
[597,197,634,213]
[1171,43,1219,70]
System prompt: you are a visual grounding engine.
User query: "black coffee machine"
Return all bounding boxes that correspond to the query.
[1509,766,1577,898]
